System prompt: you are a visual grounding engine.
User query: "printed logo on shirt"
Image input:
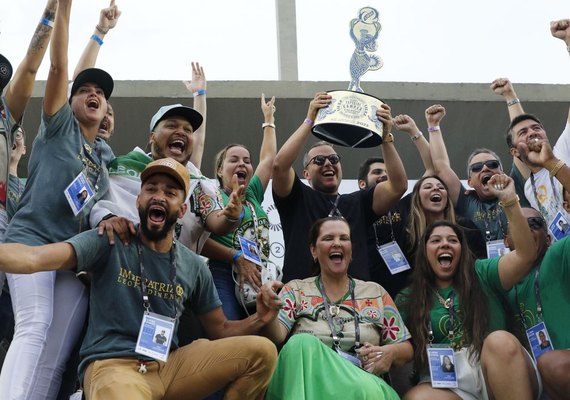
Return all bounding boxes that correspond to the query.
[117,267,184,300]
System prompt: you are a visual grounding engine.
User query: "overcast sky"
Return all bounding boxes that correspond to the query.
[1,0,569,84]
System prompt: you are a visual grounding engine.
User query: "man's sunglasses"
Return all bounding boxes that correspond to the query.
[305,154,341,168]
[527,216,547,231]
[469,159,501,174]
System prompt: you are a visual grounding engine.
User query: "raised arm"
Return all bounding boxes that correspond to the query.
[393,113,434,175]
[43,0,72,116]
[0,242,76,274]
[272,92,331,198]
[372,103,407,216]
[185,62,207,169]
[4,0,57,123]
[427,104,462,205]
[551,19,570,126]
[487,175,536,290]
[255,94,277,189]
[72,0,121,80]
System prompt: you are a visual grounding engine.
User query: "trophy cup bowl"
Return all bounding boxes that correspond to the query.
[312,90,384,148]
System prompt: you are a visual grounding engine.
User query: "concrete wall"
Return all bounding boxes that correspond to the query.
[19,81,570,180]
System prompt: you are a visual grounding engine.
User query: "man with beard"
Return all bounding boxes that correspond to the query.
[0,158,278,400]
[90,102,243,253]
[271,92,408,282]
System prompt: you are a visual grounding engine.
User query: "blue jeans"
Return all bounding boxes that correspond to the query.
[209,261,247,321]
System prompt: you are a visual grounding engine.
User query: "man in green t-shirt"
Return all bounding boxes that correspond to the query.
[0,158,279,400]
[504,207,570,400]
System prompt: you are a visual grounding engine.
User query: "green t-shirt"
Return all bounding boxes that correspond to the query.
[210,175,270,260]
[66,229,222,377]
[396,257,506,347]
[505,236,570,349]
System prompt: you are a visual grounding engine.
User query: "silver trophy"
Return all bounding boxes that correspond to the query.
[312,7,385,148]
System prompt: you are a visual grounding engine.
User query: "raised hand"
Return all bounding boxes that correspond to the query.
[425,104,446,127]
[488,174,516,203]
[308,92,332,121]
[393,114,419,136]
[261,93,276,123]
[183,62,206,94]
[550,19,570,43]
[490,78,516,98]
[221,174,245,220]
[98,0,121,33]
[376,103,394,136]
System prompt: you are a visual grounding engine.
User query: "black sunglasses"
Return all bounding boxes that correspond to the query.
[305,154,341,168]
[469,159,501,173]
[527,216,547,231]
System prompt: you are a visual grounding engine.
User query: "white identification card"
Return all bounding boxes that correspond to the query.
[548,211,570,241]
[526,322,554,362]
[336,348,362,368]
[135,312,175,362]
[238,235,263,267]
[427,345,458,388]
[64,172,95,216]
[377,241,411,275]
[486,239,510,259]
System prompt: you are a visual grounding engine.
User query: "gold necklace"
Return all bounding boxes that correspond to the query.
[433,289,452,309]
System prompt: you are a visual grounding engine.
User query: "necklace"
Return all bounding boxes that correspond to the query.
[433,289,452,309]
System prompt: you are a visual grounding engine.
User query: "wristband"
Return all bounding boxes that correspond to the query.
[304,118,314,126]
[262,122,275,129]
[507,98,521,107]
[225,209,245,224]
[548,159,566,177]
[499,195,519,208]
[427,126,440,133]
[90,34,103,46]
[232,250,243,263]
[40,18,54,28]
[411,131,423,142]
[193,89,206,97]
[95,24,109,35]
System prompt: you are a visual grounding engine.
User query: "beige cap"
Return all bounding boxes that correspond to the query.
[140,158,190,198]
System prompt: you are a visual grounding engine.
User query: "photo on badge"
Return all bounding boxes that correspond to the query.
[427,346,458,388]
[526,322,554,362]
[135,312,175,362]
[486,239,510,259]
[64,173,94,216]
[238,235,263,266]
[377,241,411,275]
[548,211,570,241]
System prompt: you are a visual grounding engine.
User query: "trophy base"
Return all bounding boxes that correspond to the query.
[312,90,384,148]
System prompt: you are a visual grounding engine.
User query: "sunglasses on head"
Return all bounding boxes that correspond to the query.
[527,216,547,230]
[305,154,341,168]
[469,159,501,174]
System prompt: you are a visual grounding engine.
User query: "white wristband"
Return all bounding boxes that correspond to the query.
[262,122,275,129]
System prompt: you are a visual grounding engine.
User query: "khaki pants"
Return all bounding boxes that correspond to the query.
[83,336,277,400]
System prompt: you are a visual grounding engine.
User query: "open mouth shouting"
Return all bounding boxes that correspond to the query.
[148,203,167,227]
[329,250,344,265]
[481,173,494,187]
[87,98,100,111]
[430,192,442,203]
[167,137,186,157]
[437,252,453,270]
[235,170,248,185]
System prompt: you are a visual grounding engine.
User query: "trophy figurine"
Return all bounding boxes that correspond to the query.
[312,6,386,148]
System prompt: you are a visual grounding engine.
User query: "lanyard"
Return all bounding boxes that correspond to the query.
[136,234,178,319]
[515,266,543,329]
[480,202,505,242]
[530,172,561,218]
[245,200,259,243]
[81,142,103,193]
[328,195,343,217]
[318,276,360,349]
[373,211,395,245]
[428,290,458,346]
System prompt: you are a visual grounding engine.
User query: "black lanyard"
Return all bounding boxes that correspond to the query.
[480,202,505,242]
[328,195,343,218]
[515,266,543,330]
[136,234,178,319]
[318,276,360,349]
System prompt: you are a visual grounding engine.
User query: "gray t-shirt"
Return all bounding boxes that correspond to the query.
[456,185,508,241]
[6,104,113,245]
[66,229,222,377]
